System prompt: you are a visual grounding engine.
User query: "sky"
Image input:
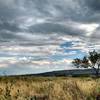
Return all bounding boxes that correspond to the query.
[0,0,100,75]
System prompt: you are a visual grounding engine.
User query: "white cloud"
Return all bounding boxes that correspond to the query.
[79,23,99,36]
[18,17,47,29]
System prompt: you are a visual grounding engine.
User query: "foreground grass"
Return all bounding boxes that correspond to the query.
[0,76,100,100]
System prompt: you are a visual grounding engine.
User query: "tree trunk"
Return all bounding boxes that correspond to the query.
[92,66,99,77]
[97,64,100,77]
[95,69,99,77]
[94,65,100,77]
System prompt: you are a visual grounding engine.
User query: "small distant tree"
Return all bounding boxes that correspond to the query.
[72,50,100,77]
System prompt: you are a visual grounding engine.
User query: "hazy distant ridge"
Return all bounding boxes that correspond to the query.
[33,69,100,76]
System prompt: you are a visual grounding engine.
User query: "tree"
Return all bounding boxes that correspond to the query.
[72,50,100,77]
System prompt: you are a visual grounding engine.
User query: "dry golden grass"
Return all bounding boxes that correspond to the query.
[0,76,99,100]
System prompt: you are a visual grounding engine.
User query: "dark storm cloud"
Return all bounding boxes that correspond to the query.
[28,22,85,36]
[81,0,100,23]
[0,0,99,20]
[0,23,24,42]
[0,21,21,32]
[0,0,99,46]
[0,0,99,36]
[85,0,100,11]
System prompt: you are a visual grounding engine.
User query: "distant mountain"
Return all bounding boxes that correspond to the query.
[32,69,100,76]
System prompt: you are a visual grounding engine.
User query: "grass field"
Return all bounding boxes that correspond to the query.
[0,76,100,100]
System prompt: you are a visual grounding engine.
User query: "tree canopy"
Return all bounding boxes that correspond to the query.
[72,50,100,76]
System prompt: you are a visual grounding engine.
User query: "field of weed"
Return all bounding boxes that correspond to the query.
[0,76,99,100]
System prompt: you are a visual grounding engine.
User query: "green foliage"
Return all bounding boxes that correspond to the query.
[89,50,100,66]
[72,50,100,76]
[72,50,100,68]
[72,56,90,68]
[72,58,82,68]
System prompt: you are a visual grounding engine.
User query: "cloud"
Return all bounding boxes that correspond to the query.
[84,0,100,11]
[78,23,99,36]
[0,0,100,75]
